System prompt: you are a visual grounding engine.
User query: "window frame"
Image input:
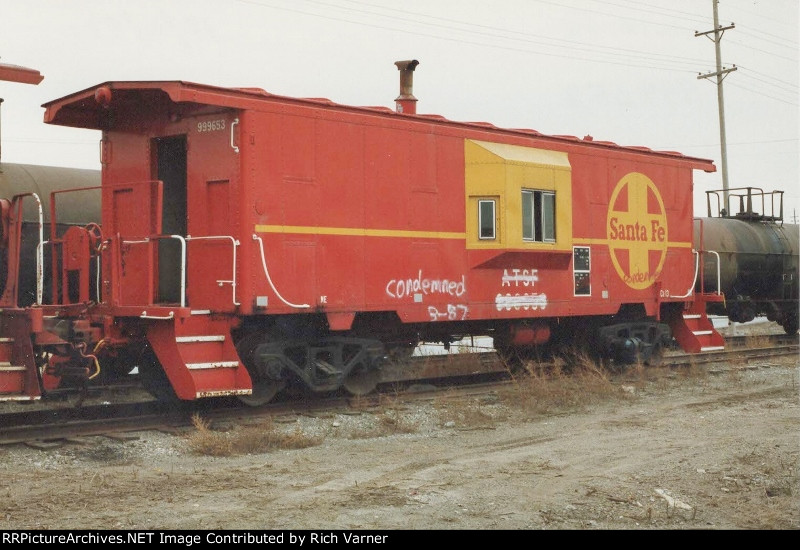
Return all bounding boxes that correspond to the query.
[522,189,556,243]
[478,199,496,240]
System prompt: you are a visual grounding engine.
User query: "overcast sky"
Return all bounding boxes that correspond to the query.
[1,0,797,219]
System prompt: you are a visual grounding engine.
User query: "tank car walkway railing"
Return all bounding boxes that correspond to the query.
[706,186,785,223]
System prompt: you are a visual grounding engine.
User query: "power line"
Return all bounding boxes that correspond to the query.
[659,138,797,149]
[586,0,709,26]
[737,65,799,92]
[728,80,798,106]
[728,37,798,63]
[737,72,797,98]
[235,0,709,73]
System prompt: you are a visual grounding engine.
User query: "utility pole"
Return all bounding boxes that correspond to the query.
[696,0,736,211]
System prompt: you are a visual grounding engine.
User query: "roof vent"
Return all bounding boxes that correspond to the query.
[394,60,419,115]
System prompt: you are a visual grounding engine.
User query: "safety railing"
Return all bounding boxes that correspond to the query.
[706,187,784,222]
[121,235,187,308]
[47,185,102,305]
[4,193,44,307]
[674,218,722,299]
[40,180,243,312]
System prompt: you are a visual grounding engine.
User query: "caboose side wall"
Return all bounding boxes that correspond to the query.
[238,98,701,326]
[42,82,706,327]
[241,107,469,321]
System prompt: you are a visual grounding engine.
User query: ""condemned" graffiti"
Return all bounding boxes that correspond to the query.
[385,270,467,300]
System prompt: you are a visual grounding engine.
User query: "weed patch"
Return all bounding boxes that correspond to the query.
[186,414,323,456]
[500,351,622,415]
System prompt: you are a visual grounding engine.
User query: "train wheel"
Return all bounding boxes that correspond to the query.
[137,348,177,401]
[342,362,380,396]
[644,341,666,367]
[236,333,286,407]
[783,310,798,335]
[238,364,285,406]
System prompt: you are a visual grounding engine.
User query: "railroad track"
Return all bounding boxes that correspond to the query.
[0,336,796,447]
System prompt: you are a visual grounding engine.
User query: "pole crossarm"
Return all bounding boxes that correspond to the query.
[695,23,735,39]
[697,66,737,81]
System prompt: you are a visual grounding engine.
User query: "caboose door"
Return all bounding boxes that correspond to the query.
[154,135,187,304]
[183,112,241,312]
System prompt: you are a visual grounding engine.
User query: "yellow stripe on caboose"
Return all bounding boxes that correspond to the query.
[255,224,466,240]
[573,237,693,248]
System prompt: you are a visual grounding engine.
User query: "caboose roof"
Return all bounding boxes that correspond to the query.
[43,80,715,172]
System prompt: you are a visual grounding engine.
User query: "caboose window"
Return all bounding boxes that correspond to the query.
[478,200,496,240]
[522,189,556,242]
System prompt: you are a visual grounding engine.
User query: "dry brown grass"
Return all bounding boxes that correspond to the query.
[676,355,709,382]
[186,414,323,456]
[726,350,751,369]
[744,334,772,349]
[623,358,673,388]
[500,351,622,415]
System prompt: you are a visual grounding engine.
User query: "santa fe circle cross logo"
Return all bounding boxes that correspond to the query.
[606,172,669,290]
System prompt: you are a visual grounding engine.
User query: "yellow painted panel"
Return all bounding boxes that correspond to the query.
[466,195,502,247]
[469,139,571,169]
[465,139,572,251]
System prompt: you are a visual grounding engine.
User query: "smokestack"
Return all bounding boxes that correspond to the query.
[394,60,419,115]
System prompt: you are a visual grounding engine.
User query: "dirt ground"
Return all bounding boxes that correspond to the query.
[0,324,797,531]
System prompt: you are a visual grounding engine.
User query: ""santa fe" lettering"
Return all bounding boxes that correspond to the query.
[608,218,665,242]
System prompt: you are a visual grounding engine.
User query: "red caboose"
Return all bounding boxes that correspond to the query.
[1,62,720,403]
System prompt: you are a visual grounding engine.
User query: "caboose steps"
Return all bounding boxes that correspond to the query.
[0,318,40,401]
[176,335,226,343]
[146,317,252,400]
[0,362,28,397]
[668,305,726,354]
[186,361,240,370]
